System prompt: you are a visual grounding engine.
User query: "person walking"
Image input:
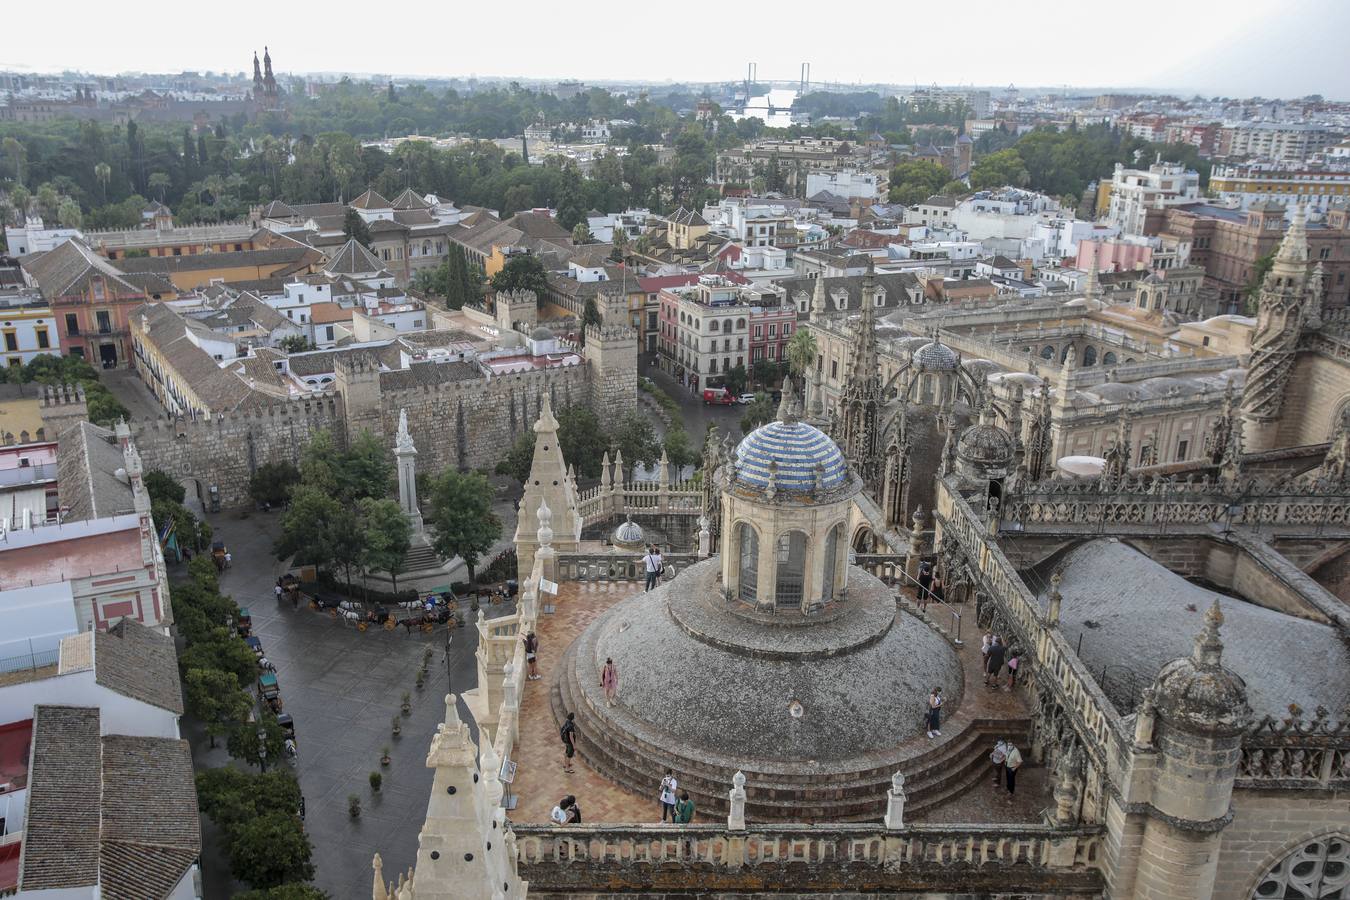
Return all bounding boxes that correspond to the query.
[642,545,660,591]
[916,560,932,607]
[1005,650,1020,692]
[274,583,283,602]
[659,770,679,822]
[524,631,540,680]
[930,574,945,607]
[989,739,1008,788]
[1004,741,1023,801]
[985,635,1006,688]
[601,657,619,706]
[675,790,695,823]
[560,712,578,774]
[925,687,943,739]
[981,630,993,665]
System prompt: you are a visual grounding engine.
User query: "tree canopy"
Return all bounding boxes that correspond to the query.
[425,469,501,580]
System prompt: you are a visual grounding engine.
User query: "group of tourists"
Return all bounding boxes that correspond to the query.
[641,545,665,591]
[989,738,1024,800]
[982,631,1020,691]
[915,560,945,612]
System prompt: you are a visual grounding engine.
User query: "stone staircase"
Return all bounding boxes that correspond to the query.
[549,637,1031,822]
[403,543,443,573]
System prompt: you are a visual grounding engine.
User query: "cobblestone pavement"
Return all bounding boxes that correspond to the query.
[190,511,489,898]
[510,579,1049,826]
[99,367,166,420]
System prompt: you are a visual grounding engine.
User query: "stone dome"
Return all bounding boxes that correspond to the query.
[1152,600,1252,734]
[529,325,555,341]
[733,419,847,496]
[611,515,645,552]
[913,340,959,372]
[957,421,1014,467]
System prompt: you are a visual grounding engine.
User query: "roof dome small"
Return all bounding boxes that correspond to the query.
[914,340,959,372]
[530,325,555,341]
[957,421,1014,467]
[612,515,645,552]
[733,420,848,497]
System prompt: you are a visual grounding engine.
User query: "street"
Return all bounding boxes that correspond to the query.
[186,511,492,898]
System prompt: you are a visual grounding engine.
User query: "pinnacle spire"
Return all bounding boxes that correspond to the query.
[1082,251,1102,300]
[1192,599,1225,667]
[1273,203,1309,273]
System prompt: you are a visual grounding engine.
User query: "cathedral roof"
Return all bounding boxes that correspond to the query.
[733,420,847,497]
[913,339,959,372]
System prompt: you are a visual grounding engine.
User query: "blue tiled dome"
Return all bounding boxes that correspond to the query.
[734,420,848,495]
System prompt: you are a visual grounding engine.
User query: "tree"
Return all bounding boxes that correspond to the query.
[179,631,257,687]
[234,886,330,900]
[490,253,548,298]
[969,148,1030,191]
[248,461,301,508]
[662,426,697,475]
[724,363,748,397]
[785,328,818,379]
[278,335,316,353]
[608,411,659,481]
[940,179,970,196]
[273,483,345,568]
[56,197,82,229]
[340,429,394,502]
[751,358,779,388]
[571,222,593,244]
[740,393,777,435]
[360,497,412,593]
[425,469,500,581]
[183,667,253,748]
[1244,250,1277,313]
[144,469,186,505]
[93,161,111,204]
[343,208,371,245]
[582,296,602,330]
[228,813,316,888]
[228,711,288,771]
[495,430,536,483]
[195,767,304,833]
[148,171,171,201]
[887,159,950,205]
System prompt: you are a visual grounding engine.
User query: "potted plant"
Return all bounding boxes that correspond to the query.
[349,794,361,818]
[416,670,425,690]
[369,771,383,792]
[401,691,411,716]
[391,715,401,737]
[381,745,391,767]
[423,648,434,666]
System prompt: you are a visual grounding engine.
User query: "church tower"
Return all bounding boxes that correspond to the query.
[252,51,263,101]
[1241,204,1312,452]
[262,46,277,99]
[833,259,884,492]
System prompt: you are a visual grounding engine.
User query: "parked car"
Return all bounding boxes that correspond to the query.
[702,387,735,405]
[737,393,756,405]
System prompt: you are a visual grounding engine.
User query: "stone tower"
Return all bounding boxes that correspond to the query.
[371,695,526,900]
[513,393,581,582]
[494,288,538,333]
[833,259,884,492]
[1108,600,1251,900]
[335,352,383,445]
[1242,204,1312,452]
[582,323,638,415]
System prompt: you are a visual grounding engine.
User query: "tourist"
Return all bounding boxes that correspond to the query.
[931,574,945,607]
[926,687,943,739]
[224,551,233,568]
[659,769,679,822]
[985,635,1006,688]
[990,739,1008,788]
[601,657,619,706]
[675,790,695,824]
[917,560,932,603]
[524,631,540,680]
[1004,741,1023,801]
[550,795,576,825]
[1005,651,1020,692]
[566,798,583,824]
[274,583,283,601]
[981,630,993,665]
[642,545,661,591]
[560,712,577,774]
[653,545,665,580]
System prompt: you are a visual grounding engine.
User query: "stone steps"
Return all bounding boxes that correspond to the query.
[548,637,1030,822]
[403,544,443,573]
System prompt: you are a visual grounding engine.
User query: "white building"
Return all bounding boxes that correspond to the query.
[1032,217,1119,261]
[0,286,60,366]
[805,171,879,200]
[1217,121,1344,164]
[1208,162,1350,215]
[1104,160,1200,235]
[3,217,82,257]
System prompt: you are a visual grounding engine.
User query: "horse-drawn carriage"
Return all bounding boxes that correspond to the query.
[258,671,282,713]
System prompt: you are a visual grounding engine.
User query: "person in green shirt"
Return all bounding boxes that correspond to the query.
[674,791,695,824]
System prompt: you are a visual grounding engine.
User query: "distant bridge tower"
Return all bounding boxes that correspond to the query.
[800,63,810,95]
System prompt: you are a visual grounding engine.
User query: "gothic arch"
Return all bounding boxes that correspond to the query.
[851,525,875,553]
[1082,346,1098,366]
[732,520,760,604]
[1245,832,1350,900]
[1041,345,1056,360]
[1103,351,1117,365]
[774,530,809,608]
[1329,394,1350,440]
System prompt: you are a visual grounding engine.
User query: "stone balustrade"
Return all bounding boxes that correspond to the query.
[577,478,702,526]
[1238,715,1350,789]
[555,552,698,583]
[511,822,1106,895]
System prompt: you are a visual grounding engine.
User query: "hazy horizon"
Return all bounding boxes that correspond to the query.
[6,0,1350,101]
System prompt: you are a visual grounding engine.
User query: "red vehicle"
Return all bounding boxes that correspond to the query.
[702,387,735,405]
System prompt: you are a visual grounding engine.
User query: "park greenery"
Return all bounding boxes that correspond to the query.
[0,353,129,426]
[496,403,661,484]
[424,468,500,581]
[144,468,213,557]
[412,243,480,308]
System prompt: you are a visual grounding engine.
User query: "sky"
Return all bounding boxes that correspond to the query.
[5,0,1349,99]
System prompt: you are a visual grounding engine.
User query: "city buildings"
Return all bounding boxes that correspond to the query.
[1209,161,1350,214]
[656,275,792,386]
[1215,121,1344,163]
[0,284,60,368]
[1100,160,1201,236]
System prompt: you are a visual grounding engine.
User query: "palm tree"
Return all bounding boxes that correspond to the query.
[148,172,171,202]
[93,162,111,204]
[786,327,818,380]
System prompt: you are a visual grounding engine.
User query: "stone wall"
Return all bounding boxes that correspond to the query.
[129,394,344,507]
[583,324,638,415]
[1211,789,1350,900]
[1273,350,1350,447]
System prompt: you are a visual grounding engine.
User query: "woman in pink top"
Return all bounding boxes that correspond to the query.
[601,657,619,706]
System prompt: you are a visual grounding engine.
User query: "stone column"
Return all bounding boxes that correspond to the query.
[883,771,906,830]
[727,771,747,831]
[905,505,925,581]
[394,409,424,535]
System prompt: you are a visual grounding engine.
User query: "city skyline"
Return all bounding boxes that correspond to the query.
[6,0,1350,100]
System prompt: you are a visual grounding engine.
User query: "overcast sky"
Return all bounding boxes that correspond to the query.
[5,0,1348,99]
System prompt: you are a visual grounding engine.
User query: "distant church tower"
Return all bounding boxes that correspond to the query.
[1241,204,1312,452]
[833,259,884,493]
[252,51,263,100]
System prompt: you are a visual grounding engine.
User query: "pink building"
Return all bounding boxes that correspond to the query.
[1076,239,1152,273]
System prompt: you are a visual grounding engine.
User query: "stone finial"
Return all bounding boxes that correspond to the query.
[1193,599,1225,667]
[884,771,907,830]
[601,450,613,489]
[372,853,388,900]
[536,498,554,548]
[534,390,559,433]
[658,447,671,487]
[910,505,924,530]
[1133,686,1157,748]
[697,515,711,558]
[1046,570,1063,627]
[764,460,778,500]
[395,408,415,454]
[1051,750,1082,826]
[728,771,747,831]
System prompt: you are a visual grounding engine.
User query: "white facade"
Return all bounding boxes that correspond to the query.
[3,217,82,257]
[1219,122,1342,164]
[805,171,879,200]
[1209,162,1350,215]
[1032,218,1119,261]
[1104,161,1200,235]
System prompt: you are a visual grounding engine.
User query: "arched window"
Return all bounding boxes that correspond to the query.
[709,319,720,332]
[775,531,807,608]
[1252,834,1348,899]
[737,523,758,603]
[1103,351,1118,365]
[736,318,746,329]
[1083,346,1098,366]
[821,524,841,603]
[1041,345,1055,360]
[723,319,732,332]
[1060,345,1072,363]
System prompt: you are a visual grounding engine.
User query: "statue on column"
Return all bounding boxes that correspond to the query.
[395,409,424,535]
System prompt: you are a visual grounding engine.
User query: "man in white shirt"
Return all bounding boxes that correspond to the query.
[642,545,660,591]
